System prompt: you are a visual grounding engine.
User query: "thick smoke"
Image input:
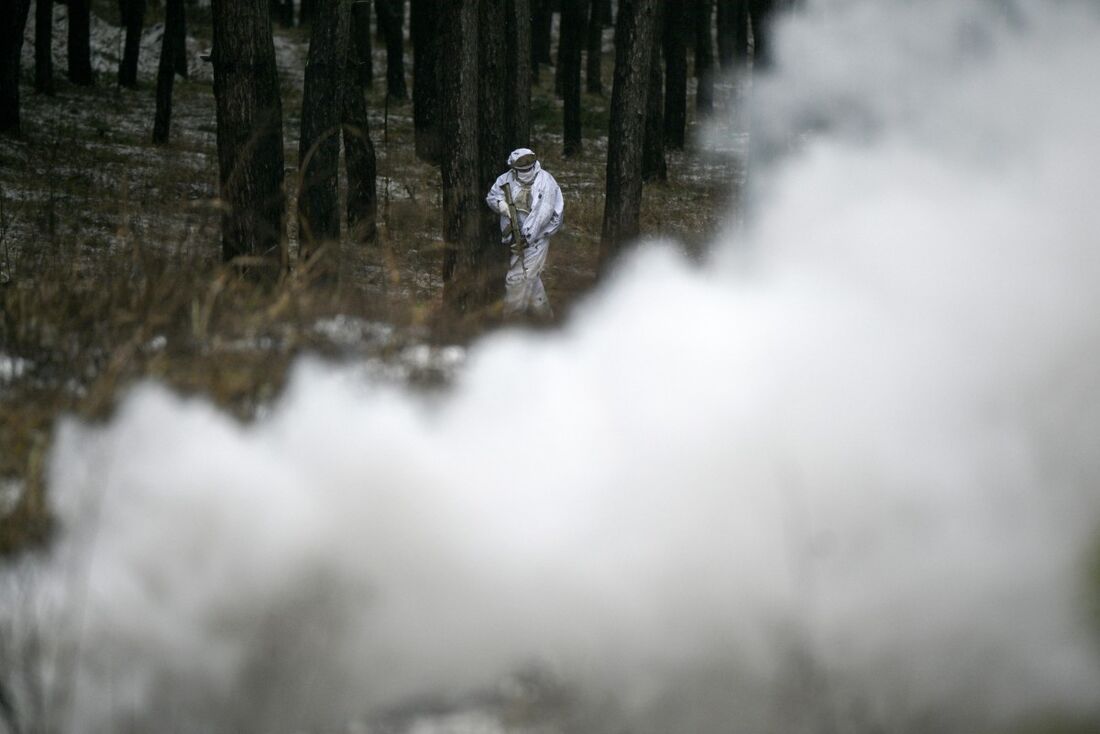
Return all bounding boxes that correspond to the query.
[8,1,1100,732]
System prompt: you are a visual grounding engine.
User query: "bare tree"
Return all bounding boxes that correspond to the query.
[0,0,32,134]
[749,0,776,68]
[643,4,667,183]
[67,0,93,85]
[298,0,351,265]
[153,0,185,144]
[210,0,286,274]
[343,3,377,244]
[476,0,511,305]
[411,0,441,163]
[585,0,604,94]
[599,0,662,271]
[662,0,688,149]
[504,0,531,148]
[118,0,147,88]
[531,0,552,83]
[716,0,749,70]
[694,0,715,114]
[34,0,53,94]
[171,0,188,78]
[440,0,483,314]
[375,0,407,99]
[560,0,585,156]
[351,0,372,86]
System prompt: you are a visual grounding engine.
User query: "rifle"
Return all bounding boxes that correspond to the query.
[502,182,527,277]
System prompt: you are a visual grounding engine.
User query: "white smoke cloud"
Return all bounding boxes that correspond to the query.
[8,0,1100,732]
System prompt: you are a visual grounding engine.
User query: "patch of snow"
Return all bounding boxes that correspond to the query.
[0,354,32,382]
[312,316,395,349]
[0,478,25,517]
[142,335,168,354]
[400,344,466,373]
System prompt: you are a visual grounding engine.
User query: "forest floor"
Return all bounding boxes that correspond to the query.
[0,3,744,554]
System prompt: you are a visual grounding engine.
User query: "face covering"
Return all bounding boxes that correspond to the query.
[515,163,539,185]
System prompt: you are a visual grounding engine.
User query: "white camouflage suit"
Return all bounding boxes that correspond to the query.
[486,148,564,319]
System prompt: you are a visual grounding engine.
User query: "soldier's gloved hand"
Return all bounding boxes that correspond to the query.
[496,199,510,217]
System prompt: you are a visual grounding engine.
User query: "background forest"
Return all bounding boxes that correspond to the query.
[0,0,758,553]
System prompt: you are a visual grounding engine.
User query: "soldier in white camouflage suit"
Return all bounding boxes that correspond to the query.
[486,148,565,320]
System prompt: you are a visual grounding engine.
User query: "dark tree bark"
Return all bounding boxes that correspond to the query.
[298,0,351,263]
[375,0,407,100]
[694,0,714,114]
[440,0,485,315]
[153,0,184,143]
[585,0,603,94]
[171,0,188,78]
[411,0,441,163]
[343,3,377,245]
[0,0,32,134]
[749,0,775,68]
[642,12,666,183]
[300,0,315,25]
[67,0,93,85]
[476,0,510,307]
[505,0,531,148]
[118,0,147,88]
[210,0,286,272]
[560,0,584,156]
[35,0,53,94]
[599,0,661,270]
[716,0,748,69]
[272,0,294,27]
[598,0,612,25]
[351,0,372,86]
[532,0,552,84]
[661,0,688,149]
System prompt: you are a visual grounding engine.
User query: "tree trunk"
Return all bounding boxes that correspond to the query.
[210,0,286,273]
[272,0,294,27]
[298,0,351,265]
[598,0,612,25]
[661,0,688,149]
[172,0,188,78]
[532,0,552,64]
[343,3,377,245]
[505,0,531,148]
[351,0,372,86]
[585,0,603,94]
[440,0,484,315]
[35,0,53,94]
[67,0,93,85]
[716,0,748,69]
[642,12,666,183]
[153,0,184,144]
[749,0,774,68]
[476,0,510,309]
[300,0,315,25]
[118,0,147,88]
[0,0,32,135]
[375,0,407,99]
[599,0,661,270]
[411,0,441,164]
[560,0,584,157]
[531,0,552,84]
[694,0,714,114]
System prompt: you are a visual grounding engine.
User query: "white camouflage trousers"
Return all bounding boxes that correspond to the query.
[503,238,552,319]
